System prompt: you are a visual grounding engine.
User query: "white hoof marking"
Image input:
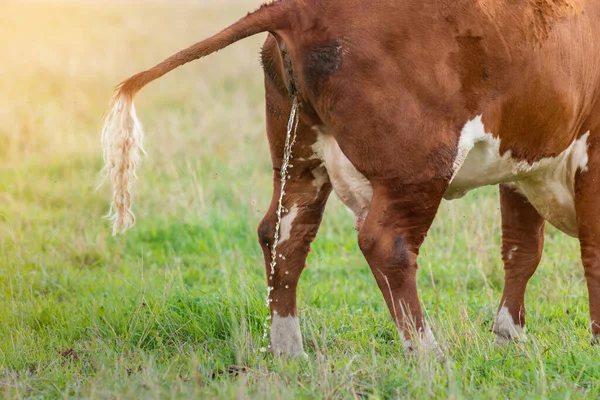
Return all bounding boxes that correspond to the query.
[494,306,527,345]
[401,324,443,358]
[270,315,305,357]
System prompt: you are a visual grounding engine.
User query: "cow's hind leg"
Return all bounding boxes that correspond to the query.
[330,117,457,355]
[258,168,330,357]
[258,70,332,357]
[358,182,448,355]
[298,47,459,354]
[493,184,545,345]
[575,131,600,342]
[258,158,330,357]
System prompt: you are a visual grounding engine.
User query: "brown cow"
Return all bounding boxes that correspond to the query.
[101,0,600,356]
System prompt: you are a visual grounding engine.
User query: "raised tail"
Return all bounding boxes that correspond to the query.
[101,1,290,235]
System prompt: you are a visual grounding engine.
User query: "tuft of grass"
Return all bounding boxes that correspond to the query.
[1,0,598,398]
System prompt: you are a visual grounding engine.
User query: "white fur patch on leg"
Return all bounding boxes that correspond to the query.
[507,246,518,261]
[100,94,145,235]
[494,306,527,345]
[270,314,307,358]
[278,205,299,245]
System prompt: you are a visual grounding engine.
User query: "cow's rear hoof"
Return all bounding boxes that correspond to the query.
[271,349,309,360]
[402,325,444,361]
[494,330,528,346]
[493,307,527,346]
[494,333,511,346]
[405,343,445,361]
[293,351,309,360]
[494,328,529,345]
[270,315,305,358]
[494,333,513,346]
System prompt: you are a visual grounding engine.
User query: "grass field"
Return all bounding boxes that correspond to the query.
[1,1,599,398]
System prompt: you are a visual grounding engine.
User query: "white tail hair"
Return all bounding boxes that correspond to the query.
[100,93,145,235]
[99,1,291,234]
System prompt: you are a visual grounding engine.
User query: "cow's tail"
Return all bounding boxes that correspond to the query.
[100,1,291,235]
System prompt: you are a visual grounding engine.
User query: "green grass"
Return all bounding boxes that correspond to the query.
[1,1,599,398]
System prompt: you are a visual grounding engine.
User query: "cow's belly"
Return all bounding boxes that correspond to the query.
[445,116,590,237]
[311,121,589,237]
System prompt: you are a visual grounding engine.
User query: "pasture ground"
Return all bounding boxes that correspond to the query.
[1,1,599,398]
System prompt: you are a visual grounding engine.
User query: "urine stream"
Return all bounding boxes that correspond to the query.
[261,97,300,350]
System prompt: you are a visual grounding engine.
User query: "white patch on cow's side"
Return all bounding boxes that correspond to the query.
[507,246,518,261]
[447,115,591,237]
[450,115,488,184]
[278,205,298,245]
[311,126,373,225]
[445,115,540,199]
[270,314,307,358]
[493,306,526,345]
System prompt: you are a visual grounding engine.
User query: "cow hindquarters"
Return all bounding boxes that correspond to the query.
[494,184,545,344]
[575,131,600,342]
